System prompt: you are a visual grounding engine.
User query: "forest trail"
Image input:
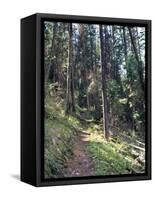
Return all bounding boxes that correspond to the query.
[44,22,146,179]
[66,130,95,177]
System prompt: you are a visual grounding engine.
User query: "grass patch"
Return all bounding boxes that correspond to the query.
[44,94,81,178]
[44,88,145,178]
[87,130,145,176]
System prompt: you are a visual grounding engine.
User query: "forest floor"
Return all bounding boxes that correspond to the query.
[66,130,95,177]
[44,94,145,178]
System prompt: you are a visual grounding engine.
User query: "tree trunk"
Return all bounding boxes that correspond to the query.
[78,24,89,110]
[123,27,127,65]
[123,27,135,133]
[128,27,144,92]
[94,29,101,121]
[99,25,109,140]
[45,23,57,86]
[66,23,75,114]
[136,27,142,62]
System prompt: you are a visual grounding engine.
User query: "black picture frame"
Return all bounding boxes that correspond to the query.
[21,13,151,187]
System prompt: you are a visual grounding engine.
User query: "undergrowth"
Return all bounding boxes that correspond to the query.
[44,94,80,178]
[44,92,145,178]
[86,124,145,176]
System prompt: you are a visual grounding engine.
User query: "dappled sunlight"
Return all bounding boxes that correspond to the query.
[44,21,146,179]
[86,127,145,175]
[80,132,91,142]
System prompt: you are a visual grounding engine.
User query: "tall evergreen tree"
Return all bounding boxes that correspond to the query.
[66,23,75,114]
[100,25,109,140]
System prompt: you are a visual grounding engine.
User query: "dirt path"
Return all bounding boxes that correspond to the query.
[66,130,95,177]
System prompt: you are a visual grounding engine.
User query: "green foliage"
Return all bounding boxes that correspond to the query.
[122,54,145,135]
[44,118,75,178]
[87,131,145,175]
[44,23,146,178]
[44,94,79,178]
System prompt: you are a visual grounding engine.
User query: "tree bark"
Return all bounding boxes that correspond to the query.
[94,27,101,121]
[99,25,109,140]
[123,27,135,132]
[128,27,144,92]
[45,23,57,85]
[66,23,75,114]
[123,27,127,65]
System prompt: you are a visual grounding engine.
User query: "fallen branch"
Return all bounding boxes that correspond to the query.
[135,140,145,147]
[129,144,145,152]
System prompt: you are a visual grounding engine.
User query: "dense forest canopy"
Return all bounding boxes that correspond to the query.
[44,21,146,178]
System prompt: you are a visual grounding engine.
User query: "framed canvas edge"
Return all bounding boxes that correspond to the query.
[34,13,151,187]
